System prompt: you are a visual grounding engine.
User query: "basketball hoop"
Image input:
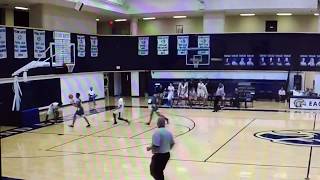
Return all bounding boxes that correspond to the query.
[65,63,75,73]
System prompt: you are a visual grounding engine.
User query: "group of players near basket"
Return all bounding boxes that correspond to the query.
[45,87,166,127]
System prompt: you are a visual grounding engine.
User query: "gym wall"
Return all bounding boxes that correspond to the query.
[60,72,105,105]
[1,25,320,80]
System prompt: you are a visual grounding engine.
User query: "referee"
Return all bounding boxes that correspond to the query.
[147,116,175,180]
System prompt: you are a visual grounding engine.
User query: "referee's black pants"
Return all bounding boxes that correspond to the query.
[150,152,170,180]
[214,96,222,112]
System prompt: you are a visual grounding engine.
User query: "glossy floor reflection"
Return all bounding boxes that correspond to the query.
[1,98,319,180]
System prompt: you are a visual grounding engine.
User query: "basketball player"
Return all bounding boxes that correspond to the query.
[146,94,169,125]
[88,87,97,113]
[45,102,60,124]
[113,97,130,125]
[197,80,206,104]
[167,83,175,108]
[202,81,209,106]
[188,80,197,107]
[177,80,188,105]
[213,83,225,112]
[69,93,91,128]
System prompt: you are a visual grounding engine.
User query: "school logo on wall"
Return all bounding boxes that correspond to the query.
[293,99,306,108]
[254,130,320,147]
[290,98,320,110]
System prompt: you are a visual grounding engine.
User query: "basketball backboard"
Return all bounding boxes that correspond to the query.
[186,48,210,68]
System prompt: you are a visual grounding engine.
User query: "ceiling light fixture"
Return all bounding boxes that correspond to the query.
[143,17,156,20]
[14,6,29,10]
[240,13,255,16]
[173,16,187,19]
[114,19,127,22]
[96,18,100,21]
[314,13,319,16]
[276,13,292,16]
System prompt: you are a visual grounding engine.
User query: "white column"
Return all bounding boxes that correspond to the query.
[114,72,122,96]
[130,18,138,35]
[131,71,139,96]
[5,8,14,26]
[203,12,225,33]
[318,16,320,32]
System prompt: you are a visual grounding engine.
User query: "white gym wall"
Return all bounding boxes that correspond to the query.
[60,72,105,105]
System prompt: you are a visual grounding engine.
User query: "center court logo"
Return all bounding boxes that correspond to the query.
[293,99,306,108]
[254,130,320,147]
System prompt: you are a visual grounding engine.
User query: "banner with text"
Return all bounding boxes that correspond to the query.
[77,35,86,57]
[157,36,169,55]
[138,37,149,56]
[198,35,210,48]
[290,97,320,110]
[0,27,6,59]
[54,31,71,66]
[90,36,98,57]
[177,36,189,55]
[33,30,46,59]
[14,28,28,59]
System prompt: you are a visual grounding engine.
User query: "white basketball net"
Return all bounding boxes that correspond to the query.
[65,64,75,73]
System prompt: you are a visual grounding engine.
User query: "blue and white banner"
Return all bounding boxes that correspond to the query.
[90,36,98,57]
[138,37,149,56]
[14,28,28,59]
[0,27,6,59]
[177,36,189,55]
[33,30,46,59]
[198,35,210,48]
[54,31,71,66]
[157,36,169,55]
[77,35,86,57]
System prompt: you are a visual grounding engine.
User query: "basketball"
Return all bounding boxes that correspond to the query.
[68,94,73,99]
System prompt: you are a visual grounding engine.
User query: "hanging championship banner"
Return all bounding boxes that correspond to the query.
[90,36,98,57]
[0,27,7,59]
[177,36,189,55]
[14,28,28,58]
[198,35,210,48]
[138,37,149,56]
[54,31,71,66]
[33,30,46,59]
[157,36,169,55]
[77,35,86,57]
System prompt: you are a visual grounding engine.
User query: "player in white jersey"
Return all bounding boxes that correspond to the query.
[88,87,97,113]
[113,97,130,125]
[197,80,208,105]
[197,80,205,98]
[45,102,60,124]
[177,80,188,105]
[202,82,209,105]
[167,83,175,108]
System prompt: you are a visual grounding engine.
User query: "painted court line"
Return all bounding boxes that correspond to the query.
[203,118,256,162]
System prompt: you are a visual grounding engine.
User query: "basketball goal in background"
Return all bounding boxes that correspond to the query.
[11,42,75,111]
[186,48,210,69]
